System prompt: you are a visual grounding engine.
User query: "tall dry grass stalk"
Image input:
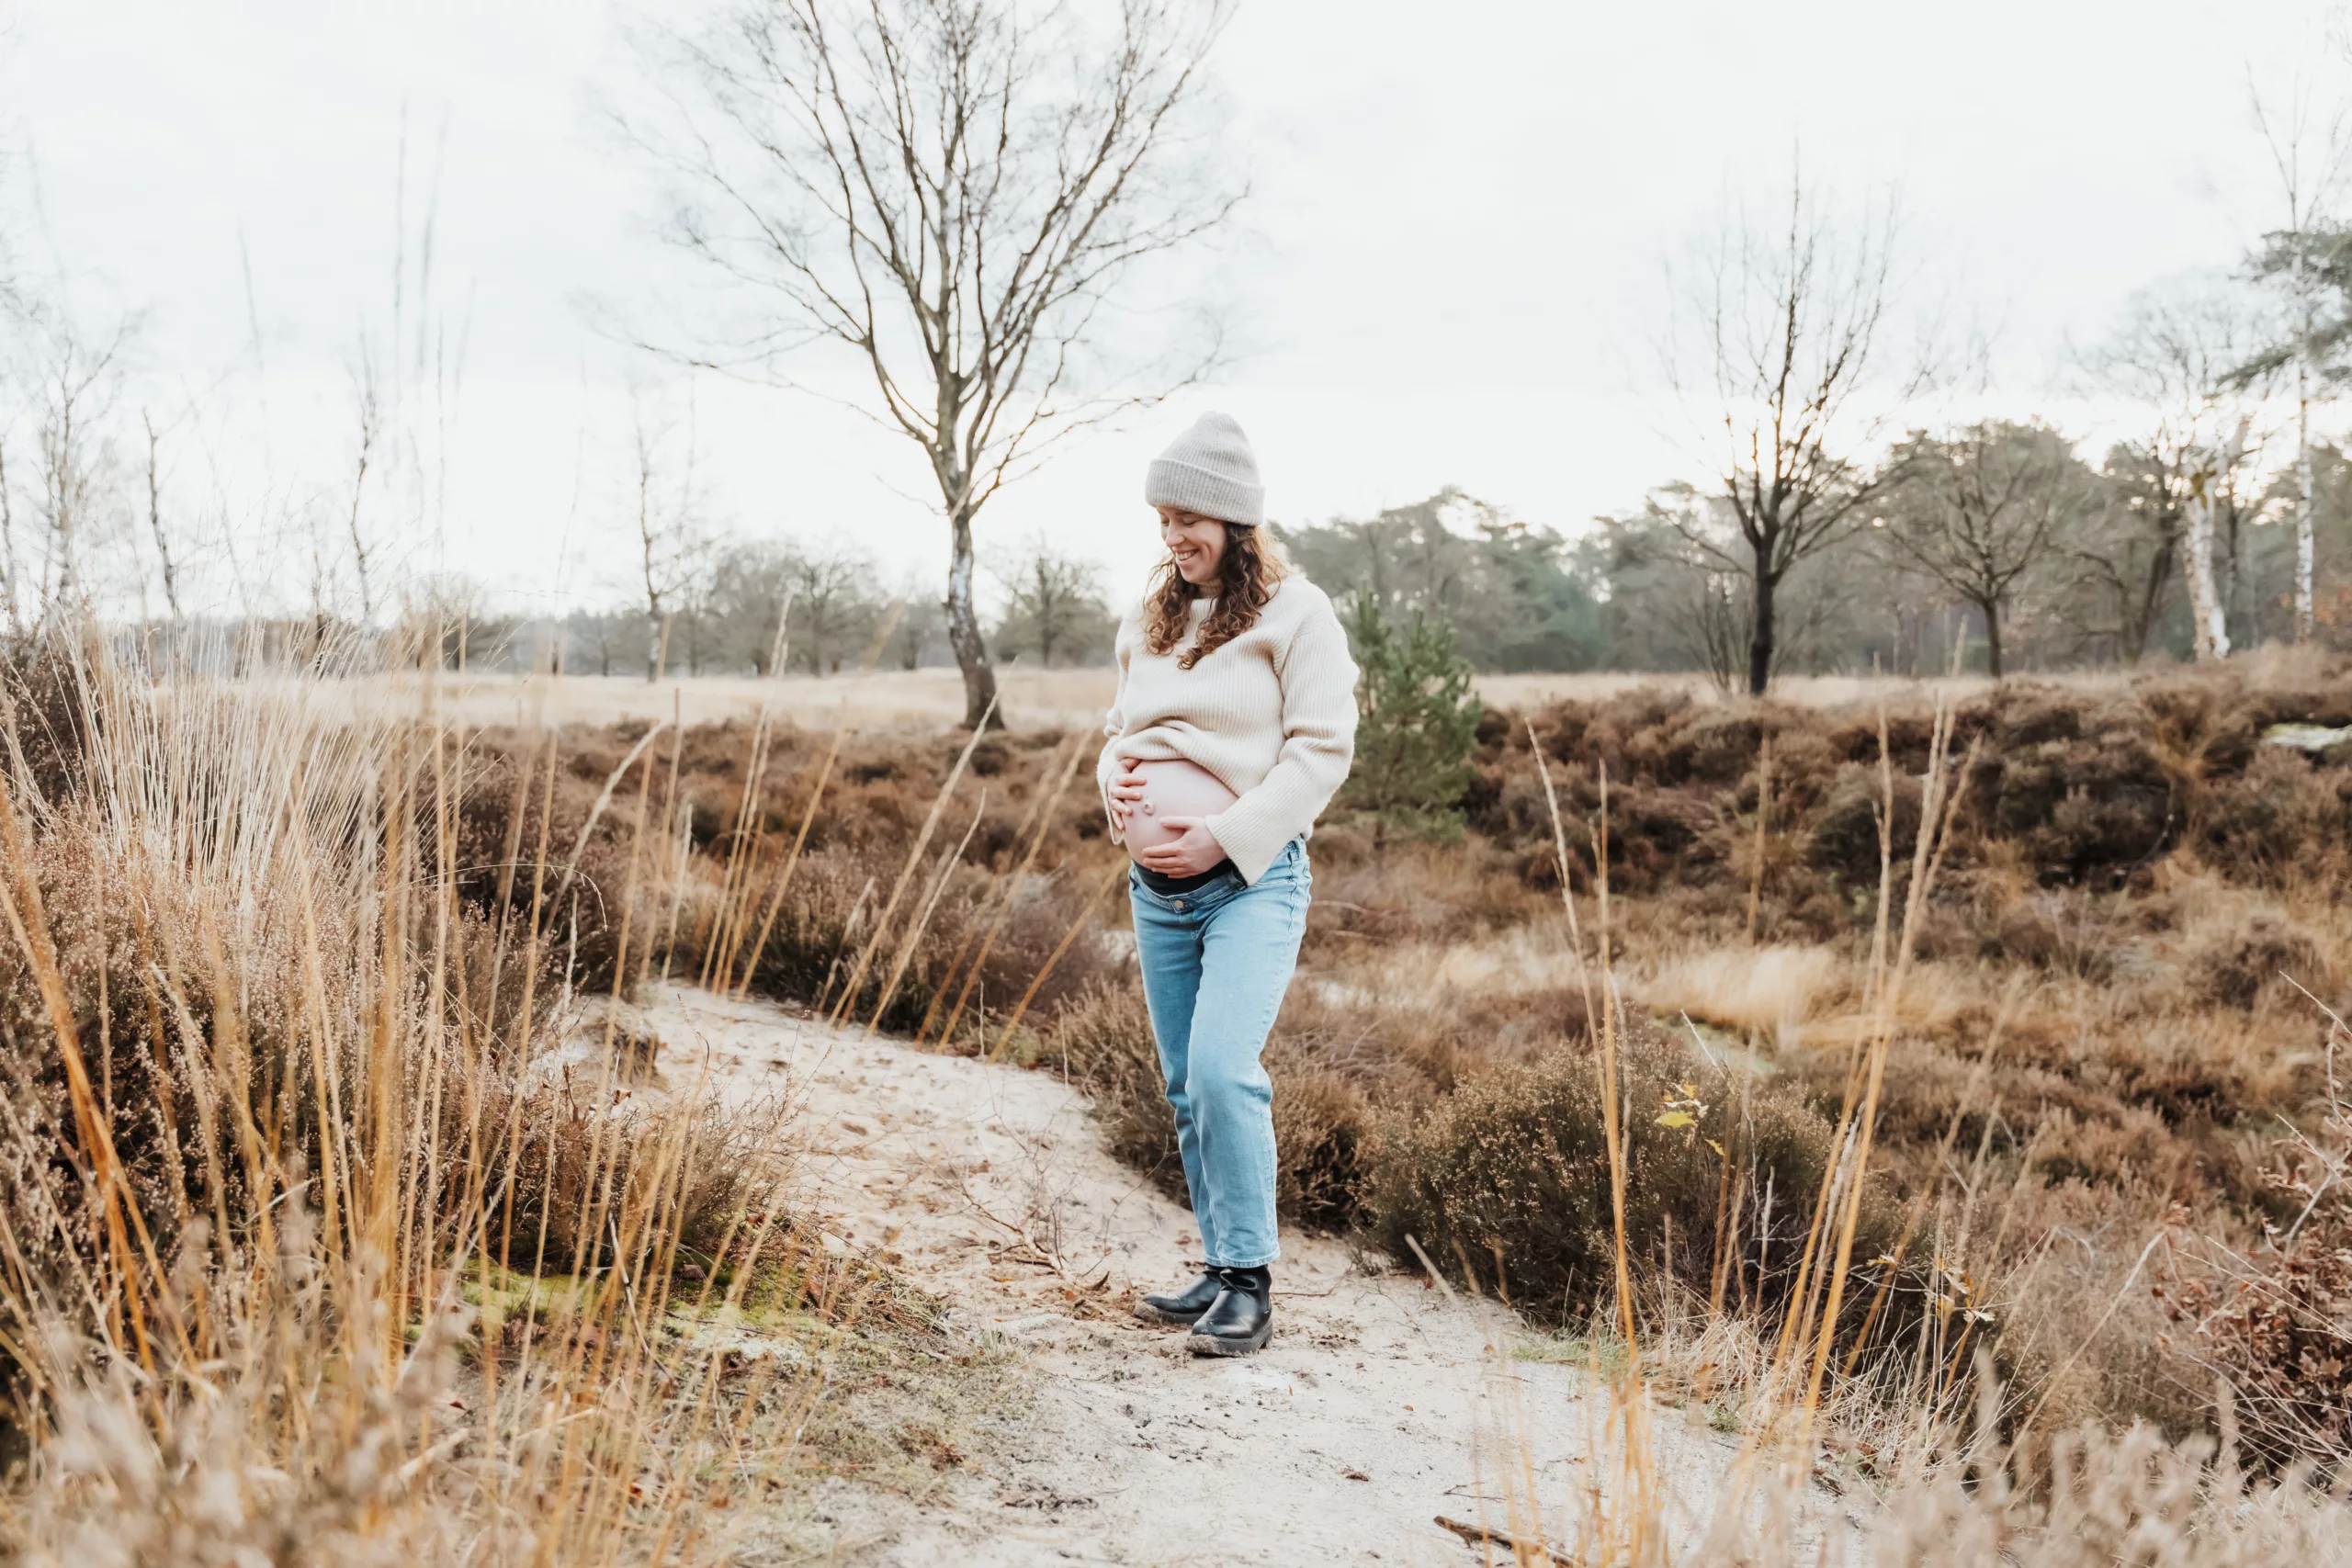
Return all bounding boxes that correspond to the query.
[1527,725,1662,1562]
[0,630,866,1564]
[825,695,997,1030]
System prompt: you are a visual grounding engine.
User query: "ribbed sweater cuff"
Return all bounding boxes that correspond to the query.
[1205,790,1304,884]
[1095,748,1127,845]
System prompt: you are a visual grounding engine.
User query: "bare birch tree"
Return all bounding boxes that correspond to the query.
[632,0,1238,726]
[2090,281,2276,663]
[2183,416,2253,661]
[1664,168,1932,694]
[141,410,184,621]
[2260,89,2344,642]
[345,339,384,622]
[2229,82,2352,641]
[627,398,707,681]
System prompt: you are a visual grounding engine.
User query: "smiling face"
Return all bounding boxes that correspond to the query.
[1157,505,1230,587]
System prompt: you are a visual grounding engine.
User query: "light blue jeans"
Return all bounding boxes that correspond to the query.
[1128,838,1311,1270]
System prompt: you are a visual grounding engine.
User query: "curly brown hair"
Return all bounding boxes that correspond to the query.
[1142,523,1291,670]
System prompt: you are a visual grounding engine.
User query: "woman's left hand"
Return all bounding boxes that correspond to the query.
[1134,818,1225,878]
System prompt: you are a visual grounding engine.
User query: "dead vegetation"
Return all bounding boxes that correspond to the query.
[524,649,2352,1477]
[0,637,992,1565]
[13,629,2351,1562]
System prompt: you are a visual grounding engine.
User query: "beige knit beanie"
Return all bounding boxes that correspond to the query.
[1144,411,1264,526]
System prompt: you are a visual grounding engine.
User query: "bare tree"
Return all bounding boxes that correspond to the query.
[1593,482,1830,688]
[703,540,797,672]
[2236,78,2352,641]
[17,300,136,619]
[2085,281,2277,662]
[344,339,384,622]
[1877,422,2090,678]
[989,532,1109,665]
[2183,416,2253,661]
[0,434,19,635]
[403,572,514,670]
[888,565,950,667]
[778,534,885,674]
[141,409,184,621]
[568,608,640,677]
[1665,167,1932,694]
[634,0,1239,725]
[625,393,709,680]
[2062,448,2184,664]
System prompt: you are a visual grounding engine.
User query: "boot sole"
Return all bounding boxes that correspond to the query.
[1135,1301,1209,1326]
[1186,1319,1272,1357]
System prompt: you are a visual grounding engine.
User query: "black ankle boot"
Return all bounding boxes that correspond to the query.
[1187,1267,1272,1356]
[1136,1270,1224,1326]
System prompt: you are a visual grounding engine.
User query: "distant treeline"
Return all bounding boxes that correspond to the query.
[1281,438,2352,684]
[392,428,2352,682]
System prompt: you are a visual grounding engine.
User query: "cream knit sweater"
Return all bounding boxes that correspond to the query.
[1096,577,1359,883]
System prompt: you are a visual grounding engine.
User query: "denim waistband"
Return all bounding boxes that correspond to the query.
[1126,837,1305,913]
[1134,858,1237,897]
[1128,862,1247,912]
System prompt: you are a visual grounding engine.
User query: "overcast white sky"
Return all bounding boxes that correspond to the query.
[1,0,2343,618]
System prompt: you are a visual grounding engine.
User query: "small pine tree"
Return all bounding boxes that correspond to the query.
[1340,595,1484,839]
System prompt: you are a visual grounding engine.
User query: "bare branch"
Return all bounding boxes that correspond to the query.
[625,0,1239,724]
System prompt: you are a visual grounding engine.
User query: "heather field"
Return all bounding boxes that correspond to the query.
[4,641,2352,1562]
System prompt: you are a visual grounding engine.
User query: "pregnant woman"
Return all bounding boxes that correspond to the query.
[1099,412,1359,1357]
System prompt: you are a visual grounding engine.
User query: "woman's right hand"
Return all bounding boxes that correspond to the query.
[1108,764,1148,829]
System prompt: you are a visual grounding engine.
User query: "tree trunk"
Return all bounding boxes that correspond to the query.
[2120,537,2174,664]
[2296,390,2316,641]
[2183,432,2239,664]
[1979,597,2005,680]
[2295,265,2316,641]
[1746,553,1776,697]
[944,500,999,728]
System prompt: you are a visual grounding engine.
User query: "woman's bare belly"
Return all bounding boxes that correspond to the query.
[1117,757,1239,863]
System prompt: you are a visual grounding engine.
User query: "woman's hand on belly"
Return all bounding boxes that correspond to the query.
[1134,817,1226,877]
[1108,764,1148,830]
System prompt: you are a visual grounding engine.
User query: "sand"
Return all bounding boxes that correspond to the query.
[627,985,1857,1565]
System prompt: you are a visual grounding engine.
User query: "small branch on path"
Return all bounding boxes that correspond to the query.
[1433,1514,1566,1564]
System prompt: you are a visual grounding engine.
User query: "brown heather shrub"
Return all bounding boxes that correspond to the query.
[1478,660,2352,910]
[1362,1021,1892,1324]
[2152,1069,2352,1475]
[458,719,1123,1038]
[2183,910,2329,1010]
[727,850,1122,1037]
[0,752,765,1334]
[2166,1223,2352,1473]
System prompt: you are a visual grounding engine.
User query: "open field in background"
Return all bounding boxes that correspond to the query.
[356,664,2151,736]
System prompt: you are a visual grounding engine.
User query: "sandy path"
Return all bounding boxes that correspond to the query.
[633,985,1817,1566]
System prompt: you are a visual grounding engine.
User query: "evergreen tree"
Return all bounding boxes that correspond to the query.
[1340,596,1484,839]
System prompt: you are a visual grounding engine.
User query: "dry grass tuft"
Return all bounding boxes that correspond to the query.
[0,632,963,1563]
